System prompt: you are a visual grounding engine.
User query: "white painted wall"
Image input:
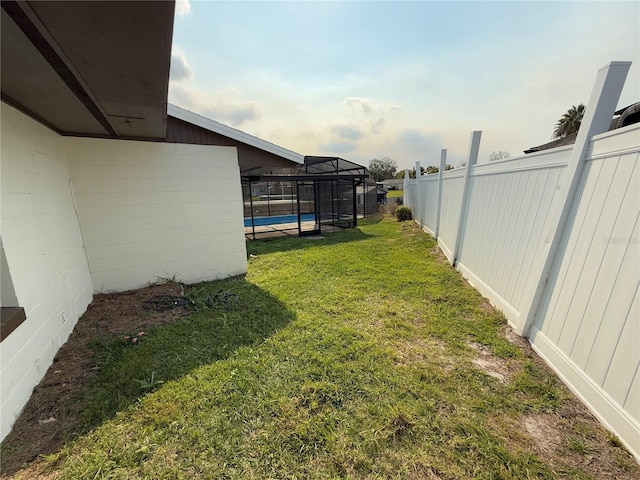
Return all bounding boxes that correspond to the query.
[1,103,93,441]
[1,103,249,442]
[66,137,248,293]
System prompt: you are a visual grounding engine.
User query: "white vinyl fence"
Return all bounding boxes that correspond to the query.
[404,62,639,461]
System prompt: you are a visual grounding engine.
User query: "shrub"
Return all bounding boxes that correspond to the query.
[395,206,412,221]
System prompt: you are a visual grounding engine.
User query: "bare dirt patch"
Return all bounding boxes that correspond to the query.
[503,325,530,349]
[523,414,564,455]
[392,336,450,370]
[513,402,640,479]
[0,282,189,478]
[430,246,448,263]
[467,341,515,383]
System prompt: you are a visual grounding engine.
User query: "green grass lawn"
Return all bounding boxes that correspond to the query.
[386,189,403,198]
[40,216,637,479]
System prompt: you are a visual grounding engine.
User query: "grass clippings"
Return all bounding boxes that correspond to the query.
[1,215,638,479]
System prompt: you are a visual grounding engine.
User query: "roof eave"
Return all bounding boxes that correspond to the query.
[167,104,304,165]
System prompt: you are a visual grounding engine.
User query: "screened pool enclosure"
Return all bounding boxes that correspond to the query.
[243,156,378,239]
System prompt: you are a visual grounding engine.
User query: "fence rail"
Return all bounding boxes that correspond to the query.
[404,62,639,461]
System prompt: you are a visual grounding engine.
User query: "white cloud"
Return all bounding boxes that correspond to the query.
[343,97,402,115]
[319,141,358,155]
[330,123,362,141]
[343,97,374,114]
[169,83,262,126]
[370,117,385,134]
[175,0,191,17]
[170,48,193,81]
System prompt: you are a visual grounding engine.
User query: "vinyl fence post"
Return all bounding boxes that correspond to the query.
[402,169,410,206]
[434,149,447,239]
[415,161,422,228]
[516,61,631,337]
[451,131,482,267]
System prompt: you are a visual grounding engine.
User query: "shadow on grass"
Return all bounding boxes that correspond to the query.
[247,224,376,256]
[78,276,294,435]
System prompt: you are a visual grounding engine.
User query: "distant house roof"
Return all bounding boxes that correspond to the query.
[524,101,640,154]
[166,104,304,175]
[168,104,304,164]
[523,132,579,154]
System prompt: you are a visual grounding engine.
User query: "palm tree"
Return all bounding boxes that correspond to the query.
[553,104,585,138]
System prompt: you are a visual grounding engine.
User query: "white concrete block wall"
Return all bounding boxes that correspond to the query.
[0,103,93,441]
[66,138,248,292]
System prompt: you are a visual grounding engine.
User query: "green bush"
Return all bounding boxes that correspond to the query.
[395,206,412,221]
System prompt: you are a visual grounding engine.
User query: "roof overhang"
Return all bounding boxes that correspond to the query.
[1,1,174,139]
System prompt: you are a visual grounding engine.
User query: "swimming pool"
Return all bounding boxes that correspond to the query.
[244,213,315,227]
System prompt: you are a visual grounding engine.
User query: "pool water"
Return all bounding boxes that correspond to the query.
[244,213,315,227]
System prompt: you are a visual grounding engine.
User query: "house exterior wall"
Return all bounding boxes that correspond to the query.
[166,116,298,172]
[1,103,249,441]
[1,103,93,441]
[66,138,248,292]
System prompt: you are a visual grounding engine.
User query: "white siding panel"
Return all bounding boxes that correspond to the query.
[494,174,516,286]
[557,157,630,354]
[495,171,528,296]
[511,167,564,310]
[624,360,640,422]
[590,124,640,158]
[438,174,464,258]
[570,156,639,368]
[418,176,438,233]
[456,163,566,314]
[465,173,491,277]
[601,286,639,409]
[584,220,640,385]
[542,158,611,344]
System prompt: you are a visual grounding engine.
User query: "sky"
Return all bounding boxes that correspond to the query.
[169,1,640,171]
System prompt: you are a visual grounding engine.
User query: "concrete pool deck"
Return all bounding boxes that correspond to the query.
[245,221,344,240]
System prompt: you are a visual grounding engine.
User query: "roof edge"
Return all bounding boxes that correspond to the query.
[167,104,304,164]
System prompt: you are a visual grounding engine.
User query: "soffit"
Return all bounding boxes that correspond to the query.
[1,1,174,139]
